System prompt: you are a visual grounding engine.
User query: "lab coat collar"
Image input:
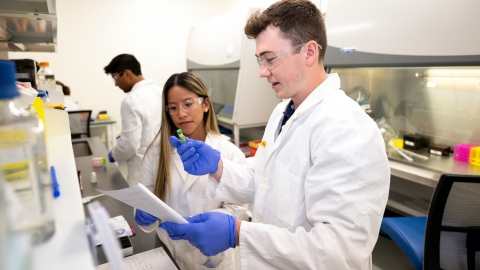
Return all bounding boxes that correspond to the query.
[292,73,340,119]
[263,73,341,166]
[129,78,156,93]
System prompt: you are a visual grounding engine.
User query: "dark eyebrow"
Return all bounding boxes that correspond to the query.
[256,50,274,57]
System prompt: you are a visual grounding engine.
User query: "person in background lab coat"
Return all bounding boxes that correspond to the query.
[134,72,247,270]
[160,1,391,269]
[104,54,162,186]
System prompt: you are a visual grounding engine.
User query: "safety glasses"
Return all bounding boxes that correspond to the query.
[255,43,322,70]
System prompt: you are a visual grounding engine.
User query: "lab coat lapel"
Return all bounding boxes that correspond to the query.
[260,74,341,170]
[172,152,188,184]
[172,153,199,195]
[262,108,287,169]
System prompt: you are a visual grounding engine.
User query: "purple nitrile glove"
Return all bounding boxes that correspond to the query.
[107,151,115,163]
[160,212,236,256]
[169,136,220,175]
[134,209,158,226]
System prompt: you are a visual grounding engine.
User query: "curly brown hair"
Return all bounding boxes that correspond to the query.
[244,0,327,61]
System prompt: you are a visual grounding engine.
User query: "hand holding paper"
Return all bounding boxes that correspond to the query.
[96,183,188,224]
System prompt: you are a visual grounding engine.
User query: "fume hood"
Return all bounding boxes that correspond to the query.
[324,0,480,67]
[0,0,57,52]
[187,7,281,146]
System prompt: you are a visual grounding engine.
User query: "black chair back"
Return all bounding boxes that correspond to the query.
[424,173,480,270]
[68,110,92,139]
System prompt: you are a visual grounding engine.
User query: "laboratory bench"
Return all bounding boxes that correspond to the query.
[386,147,480,216]
[72,137,179,268]
[90,116,117,151]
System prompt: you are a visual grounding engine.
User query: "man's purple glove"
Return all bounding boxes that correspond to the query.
[159,212,236,256]
[107,151,115,163]
[169,136,221,175]
[134,209,158,226]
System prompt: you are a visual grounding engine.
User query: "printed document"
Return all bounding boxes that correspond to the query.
[96,183,188,224]
[95,247,178,270]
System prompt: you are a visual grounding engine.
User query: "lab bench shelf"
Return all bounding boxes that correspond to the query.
[386,147,480,217]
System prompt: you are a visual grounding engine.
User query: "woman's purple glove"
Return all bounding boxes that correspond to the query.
[134,209,158,226]
[160,212,236,256]
[169,136,220,175]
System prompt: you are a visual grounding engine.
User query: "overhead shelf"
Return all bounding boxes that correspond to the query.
[0,0,57,52]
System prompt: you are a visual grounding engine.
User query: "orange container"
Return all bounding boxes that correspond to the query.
[249,140,262,157]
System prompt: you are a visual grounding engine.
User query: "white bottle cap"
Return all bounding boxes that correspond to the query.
[90,172,97,183]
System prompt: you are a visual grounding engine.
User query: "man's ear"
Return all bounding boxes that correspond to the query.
[305,42,319,67]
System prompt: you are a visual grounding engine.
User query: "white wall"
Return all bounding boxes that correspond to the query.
[9,0,229,135]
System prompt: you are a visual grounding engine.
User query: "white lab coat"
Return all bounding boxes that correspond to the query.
[111,79,162,186]
[207,74,390,270]
[139,133,248,270]
[63,96,81,111]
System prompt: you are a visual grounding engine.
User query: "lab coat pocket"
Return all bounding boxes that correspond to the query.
[196,198,223,215]
[274,166,299,227]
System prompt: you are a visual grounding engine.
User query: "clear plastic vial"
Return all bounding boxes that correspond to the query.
[0,60,55,245]
[37,62,56,92]
[90,172,97,183]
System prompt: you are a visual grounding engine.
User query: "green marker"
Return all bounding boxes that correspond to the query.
[177,129,186,144]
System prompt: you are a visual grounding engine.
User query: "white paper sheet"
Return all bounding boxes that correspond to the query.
[95,247,178,270]
[96,184,188,224]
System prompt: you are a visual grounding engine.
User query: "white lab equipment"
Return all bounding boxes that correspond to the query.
[187,7,281,146]
[87,201,123,270]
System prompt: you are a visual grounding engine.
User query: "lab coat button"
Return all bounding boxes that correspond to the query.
[262,177,268,185]
[256,216,261,222]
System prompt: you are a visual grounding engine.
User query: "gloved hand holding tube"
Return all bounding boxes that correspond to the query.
[169,136,220,175]
[160,212,236,256]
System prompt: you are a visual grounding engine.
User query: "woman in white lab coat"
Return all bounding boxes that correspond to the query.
[136,72,247,270]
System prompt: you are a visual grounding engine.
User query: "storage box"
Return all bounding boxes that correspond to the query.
[428,144,451,156]
[470,146,480,167]
[454,144,476,163]
[249,140,262,157]
[403,134,423,150]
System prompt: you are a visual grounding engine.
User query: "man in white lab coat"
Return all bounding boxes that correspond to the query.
[161,0,390,269]
[104,54,162,186]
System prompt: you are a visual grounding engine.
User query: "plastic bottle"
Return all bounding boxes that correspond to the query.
[37,62,56,92]
[0,178,9,270]
[0,60,55,245]
[36,90,49,104]
[0,179,32,270]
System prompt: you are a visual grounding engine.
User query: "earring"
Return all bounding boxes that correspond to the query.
[204,109,208,112]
